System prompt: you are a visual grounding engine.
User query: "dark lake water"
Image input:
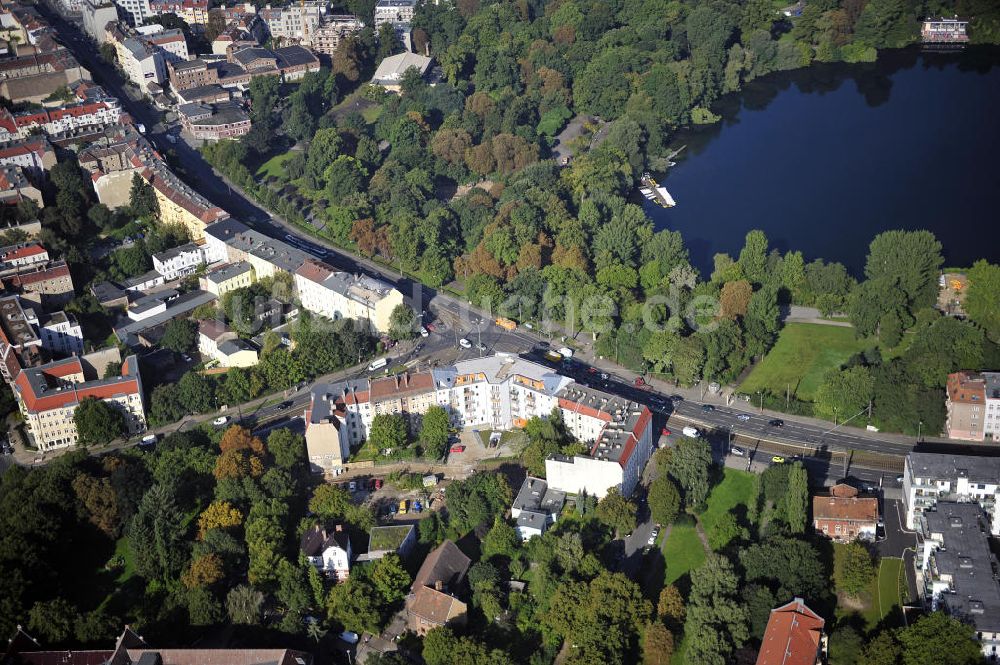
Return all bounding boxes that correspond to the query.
[646,47,1000,276]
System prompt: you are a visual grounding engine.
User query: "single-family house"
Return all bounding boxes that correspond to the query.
[405,540,470,635]
[812,483,878,542]
[301,522,352,581]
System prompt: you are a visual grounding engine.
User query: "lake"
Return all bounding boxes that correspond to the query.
[646,47,1000,276]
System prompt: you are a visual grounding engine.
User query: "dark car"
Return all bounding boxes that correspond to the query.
[279,401,292,409]
[701,404,715,413]
[769,419,784,427]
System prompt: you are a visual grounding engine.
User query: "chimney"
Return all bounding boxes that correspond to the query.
[434,580,443,592]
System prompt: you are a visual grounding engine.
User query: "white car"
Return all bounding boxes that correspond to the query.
[736,413,751,422]
[459,338,472,349]
[212,416,230,427]
[647,527,660,546]
[730,446,746,457]
[420,326,429,337]
[348,481,357,491]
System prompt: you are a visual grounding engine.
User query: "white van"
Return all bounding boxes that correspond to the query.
[557,346,574,358]
[682,426,701,438]
[368,357,388,371]
[140,433,157,446]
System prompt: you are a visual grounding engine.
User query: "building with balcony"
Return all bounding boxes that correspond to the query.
[294,258,403,334]
[903,451,1000,535]
[918,502,1000,659]
[151,241,205,280]
[922,16,969,43]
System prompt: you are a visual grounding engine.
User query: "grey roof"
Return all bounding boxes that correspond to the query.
[39,310,75,327]
[205,261,251,283]
[516,510,549,533]
[204,217,250,243]
[908,452,1000,485]
[122,268,165,290]
[114,290,217,343]
[218,338,256,356]
[232,47,275,68]
[320,270,396,307]
[186,102,250,127]
[128,289,177,316]
[176,84,229,103]
[152,241,201,263]
[556,381,649,464]
[226,228,309,274]
[986,372,1000,400]
[171,58,207,72]
[274,45,318,68]
[91,280,128,304]
[922,503,1000,634]
[308,379,368,424]
[371,52,431,84]
[513,476,565,516]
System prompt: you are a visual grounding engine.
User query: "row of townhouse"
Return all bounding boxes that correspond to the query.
[0,82,122,142]
[305,352,655,498]
[946,370,1000,441]
[202,219,403,332]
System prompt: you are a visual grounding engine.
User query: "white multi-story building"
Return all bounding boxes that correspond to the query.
[373,0,416,25]
[294,259,403,335]
[0,85,122,140]
[259,0,326,46]
[113,0,153,27]
[152,241,205,280]
[918,503,1000,659]
[305,353,655,497]
[139,25,189,62]
[37,311,84,357]
[116,34,166,86]
[903,452,1000,535]
[301,522,352,581]
[81,0,119,42]
[12,354,146,451]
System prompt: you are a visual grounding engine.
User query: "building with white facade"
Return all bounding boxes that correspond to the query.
[312,14,363,55]
[301,522,351,581]
[152,241,205,280]
[37,311,84,357]
[373,0,415,25]
[511,476,565,540]
[81,0,119,42]
[259,0,326,46]
[139,25,189,62]
[918,502,1000,659]
[294,258,403,335]
[0,84,122,141]
[903,451,1000,535]
[114,33,166,86]
[113,0,153,27]
[12,353,146,451]
[305,353,654,498]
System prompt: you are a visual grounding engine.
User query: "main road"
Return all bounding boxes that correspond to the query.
[42,8,965,468]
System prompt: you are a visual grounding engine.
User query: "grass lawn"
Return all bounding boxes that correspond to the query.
[662,517,706,586]
[877,557,907,622]
[699,468,755,535]
[740,323,872,401]
[256,152,295,178]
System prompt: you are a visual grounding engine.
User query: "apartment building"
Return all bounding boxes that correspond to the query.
[139,25,188,62]
[0,164,42,207]
[305,353,655,497]
[0,50,91,104]
[36,311,84,357]
[0,294,42,383]
[12,353,146,451]
[179,100,251,140]
[113,0,153,27]
[168,57,217,90]
[921,16,969,43]
[511,476,565,540]
[0,83,122,141]
[294,259,403,334]
[148,0,209,27]
[903,451,1000,535]
[259,0,326,46]
[918,503,1000,659]
[151,241,205,280]
[114,32,166,86]
[218,225,309,279]
[201,260,252,296]
[139,158,229,240]
[81,0,118,42]
[0,136,57,173]
[755,598,826,665]
[311,14,363,55]
[1,259,75,307]
[0,242,48,273]
[946,371,1000,441]
[373,0,415,25]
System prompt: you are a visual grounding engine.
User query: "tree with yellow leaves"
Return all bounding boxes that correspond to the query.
[197,500,243,539]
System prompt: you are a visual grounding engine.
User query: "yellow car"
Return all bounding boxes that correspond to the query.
[771,456,786,464]
[398,499,409,515]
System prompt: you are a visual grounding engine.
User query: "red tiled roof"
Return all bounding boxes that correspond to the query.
[557,397,613,422]
[617,406,652,468]
[948,371,985,404]
[4,261,70,287]
[369,372,435,401]
[756,598,824,665]
[2,243,46,261]
[295,258,334,284]
[812,495,878,523]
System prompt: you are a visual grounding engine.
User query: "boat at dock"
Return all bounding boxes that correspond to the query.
[640,172,677,208]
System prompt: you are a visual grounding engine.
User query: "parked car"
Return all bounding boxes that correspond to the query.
[736,413,751,422]
[477,343,487,351]
[895,475,904,483]
[348,481,357,491]
[771,456,785,464]
[769,419,784,427]
[420,326,429,337]
[682,426,700,438]
[701,404,715,413]
[450,445,466,453]
[647,527,660,546]
[339,631,359,645]
[670,394,684,404]
[459,338,472,349]
[661,427,671,436]
[731,446,746,456]
[600,372,609,380]
[212,416,230,427]
[398,499,409,515]
[413,500,423,513]
[375,478,384,490]
[181,354,192,362]
[140,434,158,447]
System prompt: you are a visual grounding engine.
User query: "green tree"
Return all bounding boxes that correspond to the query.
[226,585,264,625]
[419,405,450,459]
[309,484,351,520]
[268,428,306,469]
[862,631,903,665]
[325,155,366,201]
[899,611,983,665]
[129,172,159,219]
[74,397,126,446]
[965,259,1000,342]
[665,437,713,509]
[326,577,383,634]
[648,475,681,526]
[596,487,637,537]
[369,413,408,451]
[160,318,197,353]
[708,512,747,550]
[28,599,79,644]
[684,554,749,664]
[838,542,876,600]
[481,516,519,563]
[642,621,674,665]
[815,366,874,423]
[177,371,215,413]
[737,230,768,285]
[829,624,864,665]
[782,463,809,533]
[447,472,512,536]
[387,303,417,341]
[371,553,411,604]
